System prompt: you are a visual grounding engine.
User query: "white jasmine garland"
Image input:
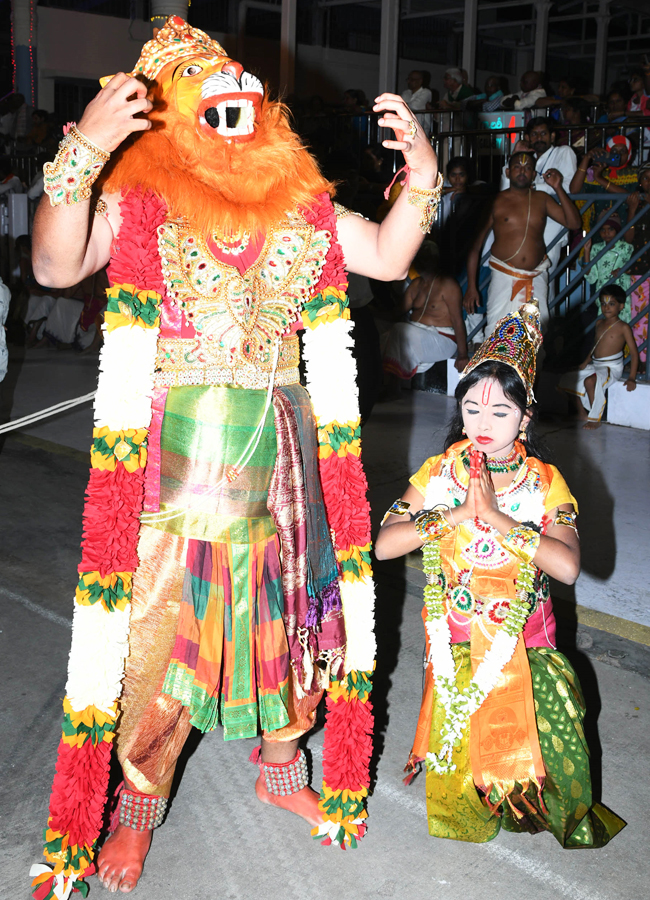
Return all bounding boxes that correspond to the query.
[339,577,376,673]
[94,325,160,430]
[65,601,131,713]
[302,318,359,423]
[422,539,535,773]
[304,308,376,682]
[424,475,455,510]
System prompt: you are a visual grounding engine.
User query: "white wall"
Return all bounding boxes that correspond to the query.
[36,7,512,112]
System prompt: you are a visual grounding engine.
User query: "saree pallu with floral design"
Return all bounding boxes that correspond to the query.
[33,189,376,900]
[423,644,625,846]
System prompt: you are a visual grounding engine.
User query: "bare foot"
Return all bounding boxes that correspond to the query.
[255,775,322,827]
[97,824,152,893]
[583,420,602,430]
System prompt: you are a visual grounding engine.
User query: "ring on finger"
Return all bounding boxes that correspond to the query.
[407,119,417,140]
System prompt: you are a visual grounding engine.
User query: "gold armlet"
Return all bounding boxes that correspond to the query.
[554,509,579,536]
[503,525,540,565]
[333,202,368,220]
[414,507,454,543]
[380,499,412,526]
[43,125,111,207]
[407,172,444,234]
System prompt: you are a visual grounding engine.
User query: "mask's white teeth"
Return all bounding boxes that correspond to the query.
[205,98,255,136]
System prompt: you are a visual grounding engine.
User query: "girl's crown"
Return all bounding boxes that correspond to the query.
[460,301,542,405]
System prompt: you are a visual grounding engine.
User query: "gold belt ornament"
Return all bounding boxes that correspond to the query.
[154,333,300,389]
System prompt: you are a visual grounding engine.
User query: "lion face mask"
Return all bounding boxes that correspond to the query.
[160,55,263,144]
[100,16,331,236]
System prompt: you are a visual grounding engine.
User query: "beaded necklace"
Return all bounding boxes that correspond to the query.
[462,444,523,474]
[210,228,251,255]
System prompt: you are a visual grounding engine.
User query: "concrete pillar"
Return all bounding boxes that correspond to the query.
[11,0,36,106]
[378,0,400,95]
[533,0,552,73]
[462,0,478,88]
[150,0,189,29]
[593,0,610,96]
[280,0,297,94]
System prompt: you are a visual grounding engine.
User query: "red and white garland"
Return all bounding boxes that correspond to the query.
[302,198,375,848]
[32,191,375,898]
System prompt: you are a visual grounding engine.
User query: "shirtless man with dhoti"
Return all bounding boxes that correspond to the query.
[383,259,468,389]
[464,152,581,340]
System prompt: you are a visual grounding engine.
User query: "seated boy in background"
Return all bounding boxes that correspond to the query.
[559,284,639,429]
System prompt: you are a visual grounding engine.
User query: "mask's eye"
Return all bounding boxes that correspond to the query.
[181,64,203,77]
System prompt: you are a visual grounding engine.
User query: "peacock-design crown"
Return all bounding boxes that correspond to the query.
[131,16,229,82]
[460,301,542,404]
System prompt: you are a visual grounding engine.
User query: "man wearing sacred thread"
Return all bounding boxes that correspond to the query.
[30,16,440,898]
[375,301,625,849]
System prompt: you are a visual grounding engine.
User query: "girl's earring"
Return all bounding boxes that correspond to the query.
[462,426,467,435]
[518,425,527,440]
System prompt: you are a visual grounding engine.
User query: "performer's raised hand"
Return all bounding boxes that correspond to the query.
[373,93,437,180]
[77,73,153,153]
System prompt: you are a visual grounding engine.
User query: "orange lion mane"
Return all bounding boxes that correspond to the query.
[101,86,334,236]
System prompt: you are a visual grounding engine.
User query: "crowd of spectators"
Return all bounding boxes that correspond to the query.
[1,59,649,417]
[284,60,650,407]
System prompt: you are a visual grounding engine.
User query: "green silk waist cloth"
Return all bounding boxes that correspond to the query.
[157,385,288,737]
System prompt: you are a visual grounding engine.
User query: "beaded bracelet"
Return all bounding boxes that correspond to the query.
[407,172,444,234]
[502,525,540,565]
[414,507,454,543]
[43,124,111,207]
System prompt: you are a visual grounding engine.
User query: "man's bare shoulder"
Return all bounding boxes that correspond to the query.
[493,189,513,207]
[437,274,461,293]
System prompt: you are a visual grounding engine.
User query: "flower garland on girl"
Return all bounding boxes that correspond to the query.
[421,530,535,774]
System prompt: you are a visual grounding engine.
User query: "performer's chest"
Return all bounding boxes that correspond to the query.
[155,214,332,385]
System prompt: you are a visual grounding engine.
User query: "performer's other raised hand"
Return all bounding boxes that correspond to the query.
[373,93,437,181]
[78,73,153,153]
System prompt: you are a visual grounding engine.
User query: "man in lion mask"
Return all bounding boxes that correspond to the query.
[31,16,440,897]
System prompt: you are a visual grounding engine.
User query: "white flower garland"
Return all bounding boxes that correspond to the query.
[62,319,159,719]
[422,540,535,774]
[339,577,377,673]
[302,312,376,672]
[94,325,160,431]
[65,602,132,713]
[302,317,359,423]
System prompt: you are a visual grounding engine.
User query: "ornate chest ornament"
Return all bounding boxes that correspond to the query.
[156,214,332,388]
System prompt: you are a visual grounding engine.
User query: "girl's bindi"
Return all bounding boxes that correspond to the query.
[481,381,492,405]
